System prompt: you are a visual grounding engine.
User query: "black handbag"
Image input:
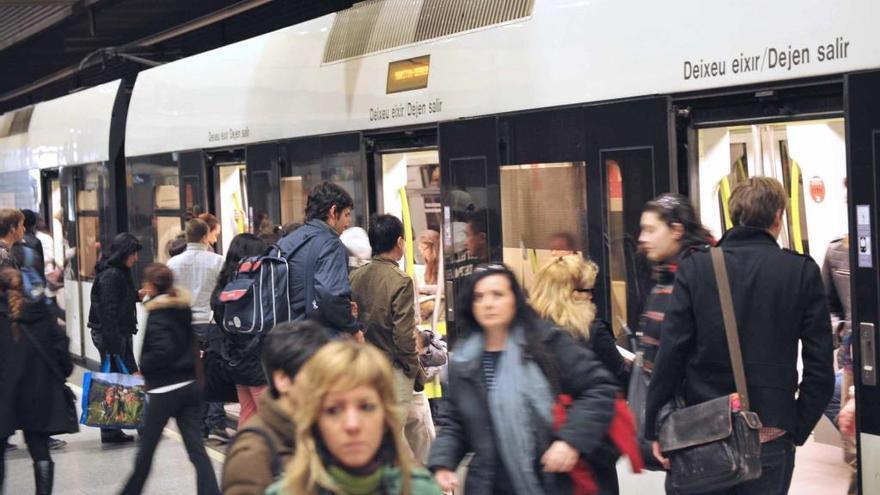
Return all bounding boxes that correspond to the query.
[658,247,762,494]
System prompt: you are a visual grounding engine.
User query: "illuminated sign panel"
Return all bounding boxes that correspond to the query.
[386,56,430,94]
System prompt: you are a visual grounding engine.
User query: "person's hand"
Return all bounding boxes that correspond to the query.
[433,469,459,491]
[353,329,365,344]
[541,440,579,473]
[652,441,670,469]
[839,398,856,438]
[350,301,359,318]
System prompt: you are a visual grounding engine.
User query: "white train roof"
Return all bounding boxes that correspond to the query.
[125,0,878,157]
[0,79,122,172]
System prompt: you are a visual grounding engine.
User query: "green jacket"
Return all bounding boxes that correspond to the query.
[263,466,442,495]
[350,257,419,378]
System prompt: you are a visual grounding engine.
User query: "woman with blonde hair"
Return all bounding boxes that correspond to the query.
[531,255,628,385]
[267,341,441,495]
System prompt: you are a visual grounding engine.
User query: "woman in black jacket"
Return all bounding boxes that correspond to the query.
[120,263,219,495]
[0,268,78,494]
[88,232,142,444]
[428,263,619,495]
[209,233,268,426]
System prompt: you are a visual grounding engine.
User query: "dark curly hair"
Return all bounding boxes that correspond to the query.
[642,193,713,251]
[305,182,354,223]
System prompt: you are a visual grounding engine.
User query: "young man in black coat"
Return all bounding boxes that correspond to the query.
[645,177,835,494]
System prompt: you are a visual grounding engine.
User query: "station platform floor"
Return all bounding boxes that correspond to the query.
[2,367,854,495]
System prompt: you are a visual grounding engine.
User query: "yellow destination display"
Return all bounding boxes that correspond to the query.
[387,55,430,94]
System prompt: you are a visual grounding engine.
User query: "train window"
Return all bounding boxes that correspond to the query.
[499,162,587,289]
[447,157,491,278]
[280,155,363,227]
[75,164,106,280]
[154,184,182,264]
[605,149,655,337]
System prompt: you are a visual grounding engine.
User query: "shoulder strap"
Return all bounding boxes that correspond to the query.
[235,427,281,479]
[710,247,750,411]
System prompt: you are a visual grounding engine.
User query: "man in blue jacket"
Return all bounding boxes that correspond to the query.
[277,182,363,341]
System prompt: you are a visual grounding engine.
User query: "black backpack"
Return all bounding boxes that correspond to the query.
[218,245,291,335]
[19,246,47,302]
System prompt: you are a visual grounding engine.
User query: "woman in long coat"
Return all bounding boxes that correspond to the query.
[0,267,78,494]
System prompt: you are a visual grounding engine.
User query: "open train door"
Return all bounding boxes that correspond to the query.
[847,69,880,494]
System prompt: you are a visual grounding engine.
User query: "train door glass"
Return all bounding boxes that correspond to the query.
[380,149,443,327]
[697,119,847,269]
[499,162,587,290]
[216,162,249,254]
[605,149,656,336]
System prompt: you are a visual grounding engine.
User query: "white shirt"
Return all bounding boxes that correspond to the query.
[167,243,224,325]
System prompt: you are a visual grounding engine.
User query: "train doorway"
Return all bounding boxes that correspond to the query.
[676,78,880,493]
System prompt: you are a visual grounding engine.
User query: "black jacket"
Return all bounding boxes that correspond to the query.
[428,324,619,495]
[277,219,359,335]
[88,262,139,355]
[586,319,629,386]
[0,298,77,437]
[13,232,46,282]
[644,226,835,445]
[140,291,199,390]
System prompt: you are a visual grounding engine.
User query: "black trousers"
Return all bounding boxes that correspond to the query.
[1,431,51,490]
[120,382,219,495]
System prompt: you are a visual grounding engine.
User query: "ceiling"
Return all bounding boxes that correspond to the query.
[0,0,355,114]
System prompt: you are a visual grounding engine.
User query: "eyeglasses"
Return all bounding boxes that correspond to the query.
[573,288,594,295]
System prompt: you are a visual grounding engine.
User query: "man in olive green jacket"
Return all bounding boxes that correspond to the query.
[350,214,420,425]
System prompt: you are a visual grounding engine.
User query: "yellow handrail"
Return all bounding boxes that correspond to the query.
[399,187,415,277]
[790,161,804,254]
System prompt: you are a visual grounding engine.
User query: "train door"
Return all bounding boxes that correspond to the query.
[847,70,880,495]
[679,80,865,492]
[208,150,249,255]
[369,130,442,331]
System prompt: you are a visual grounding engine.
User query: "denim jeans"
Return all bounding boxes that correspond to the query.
[677,436,796,495]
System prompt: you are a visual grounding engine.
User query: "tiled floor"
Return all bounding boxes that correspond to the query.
[2,366,855,494]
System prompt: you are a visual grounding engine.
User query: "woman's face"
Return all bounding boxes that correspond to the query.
[472,274,517,333]
[419,241,435,263]
[125,252,139,268]
[207,226,220,245]
[638,211,682,263]
[317,385,385,469]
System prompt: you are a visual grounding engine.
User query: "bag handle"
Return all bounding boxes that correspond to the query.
[710,247,750,411]
[101,354,131,375]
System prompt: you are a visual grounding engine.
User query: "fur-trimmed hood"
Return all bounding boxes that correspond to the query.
[144,289,191,311]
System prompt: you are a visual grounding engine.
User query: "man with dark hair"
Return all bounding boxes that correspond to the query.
[277,182,362,339]
[350,214,419,427]
[13,209,45,279]
[167,218,228,441]
[0,208,24,270]
[645,177,834,494]
[221,320,336,495]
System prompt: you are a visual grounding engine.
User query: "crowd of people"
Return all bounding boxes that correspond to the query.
[0,176,855,495]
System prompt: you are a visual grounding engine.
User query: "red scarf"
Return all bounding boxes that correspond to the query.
[553,394,643,495]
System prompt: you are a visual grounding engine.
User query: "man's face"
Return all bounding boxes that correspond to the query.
[328,206,353,235]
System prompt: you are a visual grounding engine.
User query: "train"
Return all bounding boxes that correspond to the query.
[0,0,878,489]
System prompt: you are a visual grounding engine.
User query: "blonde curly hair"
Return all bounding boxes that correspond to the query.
[530,255,598,341]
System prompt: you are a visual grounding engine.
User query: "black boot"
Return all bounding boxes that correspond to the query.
[33,460,53,495]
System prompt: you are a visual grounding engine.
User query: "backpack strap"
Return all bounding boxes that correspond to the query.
[234,427,281,480]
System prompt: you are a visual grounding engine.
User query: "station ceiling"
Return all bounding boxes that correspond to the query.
[0,0,355,114]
